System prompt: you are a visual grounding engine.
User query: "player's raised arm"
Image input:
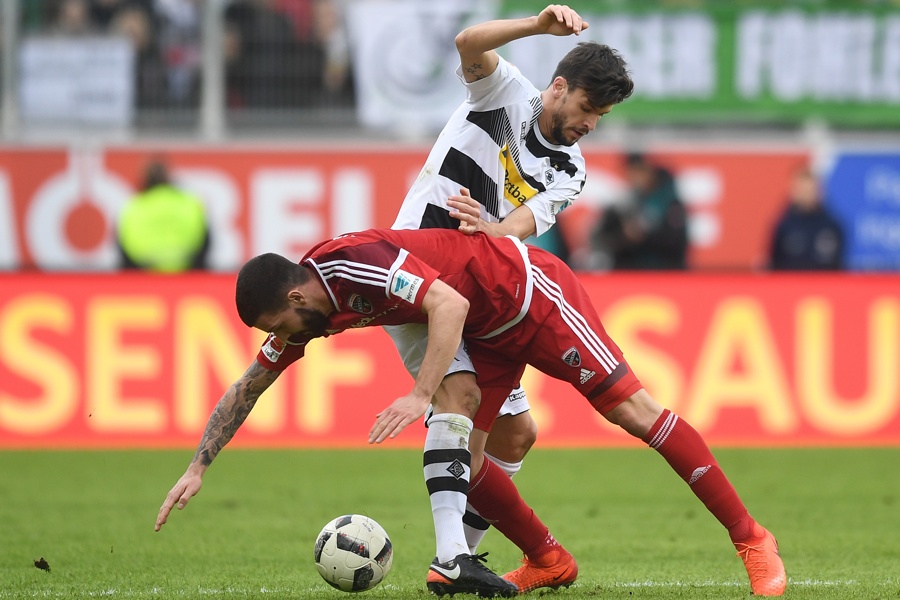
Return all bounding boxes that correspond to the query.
[456,4,588,82]
[155,360,281,531]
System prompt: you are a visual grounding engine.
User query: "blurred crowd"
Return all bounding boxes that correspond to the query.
[555,155,845,273]
[18,2,852,274]
[22,0,354,110]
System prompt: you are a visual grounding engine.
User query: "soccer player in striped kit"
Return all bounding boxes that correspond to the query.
[387,3,633,591]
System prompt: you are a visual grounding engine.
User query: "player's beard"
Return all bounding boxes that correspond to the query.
[547,110,578,147]
[296,307,329,337]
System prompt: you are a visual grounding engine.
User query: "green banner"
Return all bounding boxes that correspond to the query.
[498,1,900,127]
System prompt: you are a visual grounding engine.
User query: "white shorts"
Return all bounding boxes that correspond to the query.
[383,323,531,418]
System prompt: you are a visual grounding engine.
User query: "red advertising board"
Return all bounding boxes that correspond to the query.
[0,145,807,271]
[1,271,897,448]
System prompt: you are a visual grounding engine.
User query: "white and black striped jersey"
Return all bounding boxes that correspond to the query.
[392,56,586,237]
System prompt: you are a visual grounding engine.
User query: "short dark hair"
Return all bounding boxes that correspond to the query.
[552,42,634,108]
[142,159,170,191]
[235,253,309,327]
[625,151,650,169]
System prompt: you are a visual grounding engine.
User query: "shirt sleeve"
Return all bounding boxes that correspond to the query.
[527,169,587,237]
[456,56,533,111]
[255,333,307,372]
[384,247,441,312]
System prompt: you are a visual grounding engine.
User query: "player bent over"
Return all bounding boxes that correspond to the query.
[449,243,787,597]
[154,226,785,597]
[378,229,787,597]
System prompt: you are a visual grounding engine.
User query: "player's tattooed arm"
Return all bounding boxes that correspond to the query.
[463,62,487,80]
[192,362,280,466]
[154,361,282,531]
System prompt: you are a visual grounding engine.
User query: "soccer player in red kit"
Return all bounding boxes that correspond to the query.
[156,227,787,597]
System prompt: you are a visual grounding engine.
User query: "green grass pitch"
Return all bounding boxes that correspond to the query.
[2,447,898,599]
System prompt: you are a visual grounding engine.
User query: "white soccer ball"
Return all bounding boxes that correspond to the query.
[314,514,393,593]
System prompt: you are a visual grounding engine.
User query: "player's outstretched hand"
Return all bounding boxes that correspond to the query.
[536,4,588,36]
[448,188,484,236]
[155,470,203,531]
[369,392,431,444]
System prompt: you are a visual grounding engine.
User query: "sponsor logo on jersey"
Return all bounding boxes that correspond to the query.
[348,293,373,314]
[350,316,376,328]
[579,368,596,384]
[261,335,285,363]
[562,346,581,367]
[349,305,399,329]
[499,144,538,207]
[391,269,424,303]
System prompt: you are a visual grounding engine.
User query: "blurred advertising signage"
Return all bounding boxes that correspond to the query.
[345,1,491,130]
[1,272,898,448]
[18,36,134,127]
[353,0,900,128]
[0,146,806,272]
[826,153,900,270]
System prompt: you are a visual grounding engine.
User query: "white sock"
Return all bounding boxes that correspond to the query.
[485,453,524,478]
[424,413,473,563]
[463,452,524,553]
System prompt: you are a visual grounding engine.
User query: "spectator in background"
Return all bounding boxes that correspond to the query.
[224,0,325,108]
[49,0,98,36]
[589,153,689,270]
[769,166,844,270]
[155,0,203,107]
[110,3,168,108]
[117,159,210,272]
[311,0,354,106]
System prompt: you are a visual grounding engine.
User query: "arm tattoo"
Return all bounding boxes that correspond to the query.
[192,362,280,466]
[464,63,487,80]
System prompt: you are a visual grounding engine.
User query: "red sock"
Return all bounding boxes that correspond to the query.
[643,409,757,543]
[467,458,555,558]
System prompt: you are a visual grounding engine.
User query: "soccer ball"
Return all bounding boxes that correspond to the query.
[314,514,393,592]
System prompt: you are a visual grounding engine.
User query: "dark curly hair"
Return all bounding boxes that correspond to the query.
[235,253,310,327]
[552,42,634,107]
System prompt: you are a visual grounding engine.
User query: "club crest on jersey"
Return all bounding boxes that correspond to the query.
[348,293,373,314]
[562,346,581,367]
[544,168,554,185]
[391,269,425,303]
[261,335,285,363]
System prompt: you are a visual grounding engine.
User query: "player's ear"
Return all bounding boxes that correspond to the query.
[287,289,306,307]
[550,76,568,98]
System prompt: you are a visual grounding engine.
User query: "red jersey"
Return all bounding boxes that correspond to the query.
[256,229,534,370]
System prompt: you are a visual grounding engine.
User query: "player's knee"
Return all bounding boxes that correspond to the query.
[484,413,537,463]
[511,415,538,457]
[434,372,481,418]
[604,389,663,438]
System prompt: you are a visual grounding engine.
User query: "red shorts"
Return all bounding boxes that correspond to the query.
[468,248,642,432]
